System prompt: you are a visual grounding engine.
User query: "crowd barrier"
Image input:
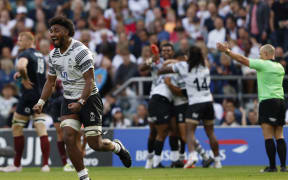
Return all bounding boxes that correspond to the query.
[0,127,287,167]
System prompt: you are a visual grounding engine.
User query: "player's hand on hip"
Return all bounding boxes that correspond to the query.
[68,102,82,113]
[33,103,43,114]
[13,72,21,80]
[22,79,34,89]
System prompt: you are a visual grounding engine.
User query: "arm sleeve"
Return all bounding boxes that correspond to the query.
[75,48,94,74]
[249,58,268,71]
[48,56,57,76]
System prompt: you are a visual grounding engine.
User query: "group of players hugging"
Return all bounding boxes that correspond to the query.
[141,43,222,169]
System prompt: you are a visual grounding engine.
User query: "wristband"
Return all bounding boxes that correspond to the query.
[37,99,45,106]
[225,49,231,55]
[78,98,86,106]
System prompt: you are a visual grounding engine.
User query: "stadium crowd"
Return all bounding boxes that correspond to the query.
[0,0,288,129]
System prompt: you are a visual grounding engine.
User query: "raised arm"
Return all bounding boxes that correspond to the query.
[217,42,250,67]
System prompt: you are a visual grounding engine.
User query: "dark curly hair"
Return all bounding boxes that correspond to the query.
[48,16,75,37]
[187,46,205,72]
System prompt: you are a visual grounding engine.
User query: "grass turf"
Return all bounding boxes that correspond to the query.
[0,166,287,180]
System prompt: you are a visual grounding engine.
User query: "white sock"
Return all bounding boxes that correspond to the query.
[179,153,185,161]
[214,156,221,162]
[147,152,154,160]
[188,151,197,161]
[78,168,89,180]
[153,155,161,167]
[112,142,121,153]
[171,151,179,162]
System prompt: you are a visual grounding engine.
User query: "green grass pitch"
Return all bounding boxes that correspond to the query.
[0,166,287,180]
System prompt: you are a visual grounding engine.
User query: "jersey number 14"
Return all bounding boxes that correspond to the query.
[193,77,208,91]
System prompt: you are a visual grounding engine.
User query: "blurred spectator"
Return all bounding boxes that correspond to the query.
[153,20,170,42]
[204,2,218,32]
[10,6,34,30]
[129,21,150,58]
[164,9,177,34]
[221,111,240,127]
[218,0,231,17]
[247,0,270,43]
[207,16,226,51]
[102,94,117,127]
[271,0,288,51]
[222,98,243,125]
[197,0,210,27]
[214,102,224,125]
[132,104,148,127]
[0,84,18,128]
[112,41,136,71]
[0,59,15,91]
[111,107,131,128]
[247,109,259,125]
[104,0,119,31]
[137,45,152,65]
[1,46,12,59]
[128,0,149,19]
[0,9,13,37]
[225,15,238,41]
[145,0,158,28]
[0,31,13,56]
[114,50,139,86]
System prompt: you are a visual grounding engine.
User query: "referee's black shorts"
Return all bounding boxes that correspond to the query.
[258,98,286,126]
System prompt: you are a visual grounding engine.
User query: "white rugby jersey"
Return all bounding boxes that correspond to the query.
[149,58,173,101]
[172,61,213,105]
[48,39,98,99]
[170,74,188,106]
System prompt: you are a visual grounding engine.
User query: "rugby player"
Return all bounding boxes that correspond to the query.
[33,16,131,180]
[0,32,50,172]
[158,46,222,169]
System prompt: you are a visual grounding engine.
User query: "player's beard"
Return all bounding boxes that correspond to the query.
[53,36,65,48]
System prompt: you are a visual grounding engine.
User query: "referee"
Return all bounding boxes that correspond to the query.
[217,43,287,172]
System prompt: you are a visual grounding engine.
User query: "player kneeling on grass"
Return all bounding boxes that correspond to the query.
[33,16,131,180]
[217,42,287,173]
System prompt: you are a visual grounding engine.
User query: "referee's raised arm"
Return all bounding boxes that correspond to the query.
[216,42,250,66]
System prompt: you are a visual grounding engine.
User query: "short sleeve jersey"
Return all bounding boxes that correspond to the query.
[170,73,188,106]
[149,58,173,101]
[48,39,98,99]
[249,58,284,102]
[16,48,46,95]
[172,61,213,105]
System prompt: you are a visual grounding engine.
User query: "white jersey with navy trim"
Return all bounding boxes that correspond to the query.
[149,58,173,101]
[172,61,213,105]
[48,39,98,99]
[170,73,188,106]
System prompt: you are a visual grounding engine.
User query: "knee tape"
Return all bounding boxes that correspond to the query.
[60,119,81,132]
[84,126,102,137]
[33,117,46,125]
[12,118,28,127]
